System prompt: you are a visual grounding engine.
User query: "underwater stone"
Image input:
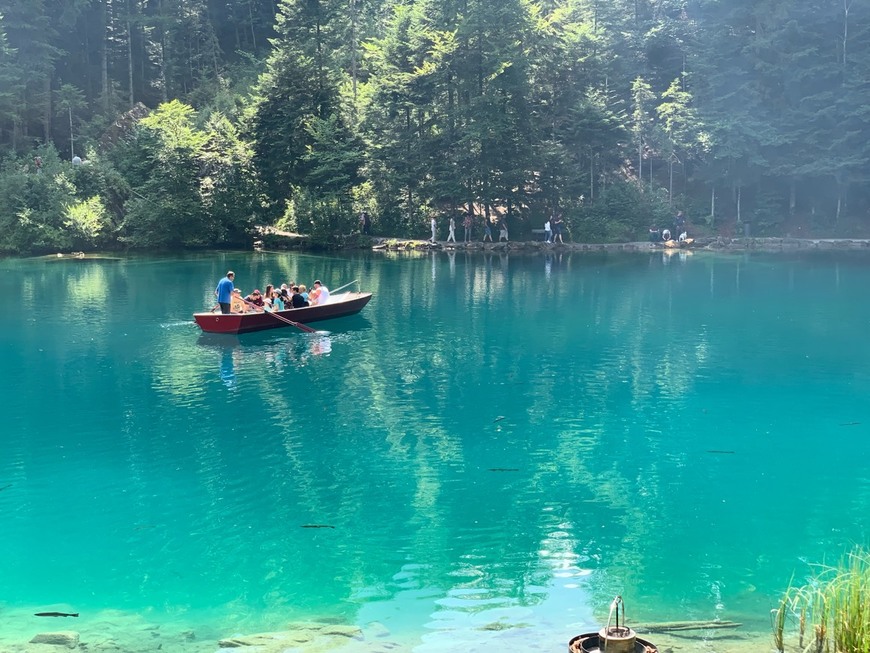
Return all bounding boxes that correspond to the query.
[29,631,80,648]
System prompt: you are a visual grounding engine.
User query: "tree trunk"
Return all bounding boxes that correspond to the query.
[350,0,358,115]
[102,0,110,111]
[68,107,74,160]
[589,151,594,201]
[157,0,168,102]
[843,0,851,81]
[638,139,642,189]
[127,0,135,108]
[710,186,715,228]
[43,76,51,143]
[249,0,257,50]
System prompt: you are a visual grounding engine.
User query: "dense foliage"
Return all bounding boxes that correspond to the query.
[1,0,869,252]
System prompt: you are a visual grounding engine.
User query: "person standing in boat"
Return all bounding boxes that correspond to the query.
[215,271,235,314]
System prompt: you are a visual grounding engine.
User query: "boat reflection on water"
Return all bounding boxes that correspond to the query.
[197,330,335,387]
[309,333,332,356]
[220,347,240,391]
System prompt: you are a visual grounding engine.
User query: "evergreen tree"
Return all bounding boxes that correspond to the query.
[249,0,351,212]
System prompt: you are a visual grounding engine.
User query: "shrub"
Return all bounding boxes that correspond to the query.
[569,182,672,243]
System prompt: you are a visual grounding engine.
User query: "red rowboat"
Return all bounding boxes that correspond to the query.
[194,291,373,334]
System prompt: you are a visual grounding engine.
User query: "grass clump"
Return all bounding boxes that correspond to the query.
[777,547,870,653]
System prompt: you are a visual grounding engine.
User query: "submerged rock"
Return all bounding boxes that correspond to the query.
[29,631,80,648]
[218,622,363,650]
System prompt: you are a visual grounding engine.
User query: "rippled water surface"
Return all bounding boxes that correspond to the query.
[2,250,870,649]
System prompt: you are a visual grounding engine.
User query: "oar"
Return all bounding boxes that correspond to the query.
[266,309,317,333]
[240,297,316,333]
[330,279,360,294]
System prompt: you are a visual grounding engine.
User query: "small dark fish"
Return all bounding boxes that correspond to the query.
[301,524,335,529]
[35,612,79,618]
[0,484,11,492]
[840,422,861,426]
[706,450,735,455]
[488,468,520,472]
[492,416,506,423]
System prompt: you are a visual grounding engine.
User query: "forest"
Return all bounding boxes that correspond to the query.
[0,0,868,252]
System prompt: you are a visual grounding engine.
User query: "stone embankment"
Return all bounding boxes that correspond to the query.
[371,236,870,253]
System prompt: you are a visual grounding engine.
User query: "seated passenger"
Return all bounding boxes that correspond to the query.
[244,289,265,311]
[230,289,246,314]
[276,288,290,310]
[291,286,309,308]
[313,280,330,305]
[298,284,309,302]
[262,284,275,309]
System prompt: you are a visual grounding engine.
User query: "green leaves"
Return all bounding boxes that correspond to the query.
[114,101,258,248]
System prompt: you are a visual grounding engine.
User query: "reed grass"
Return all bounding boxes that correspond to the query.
[778,547,870,653]
[771,593,787,653]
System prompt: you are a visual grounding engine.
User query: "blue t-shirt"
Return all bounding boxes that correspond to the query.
[216,277,234,303]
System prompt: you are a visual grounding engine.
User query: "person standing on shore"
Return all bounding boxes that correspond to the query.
[430,216,437,243]
[215,271,235,314]
[463,213,473,242]
[544,218,552,243]
[553,213,565,244]
[673,211,685,237]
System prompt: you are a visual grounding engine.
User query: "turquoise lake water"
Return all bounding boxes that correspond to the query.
[2,249,870,650]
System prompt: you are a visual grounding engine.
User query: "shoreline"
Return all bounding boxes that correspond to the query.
[368,235,870,254]
[0,605,785,653]
[30,235,870,260]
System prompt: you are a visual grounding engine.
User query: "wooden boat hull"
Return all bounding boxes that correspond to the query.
[194,292,372,334]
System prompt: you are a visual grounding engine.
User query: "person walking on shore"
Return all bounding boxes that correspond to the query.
[482,218,493,242]
[463,213,473,242]
[447,216,456,242]
[214,271,235,314]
